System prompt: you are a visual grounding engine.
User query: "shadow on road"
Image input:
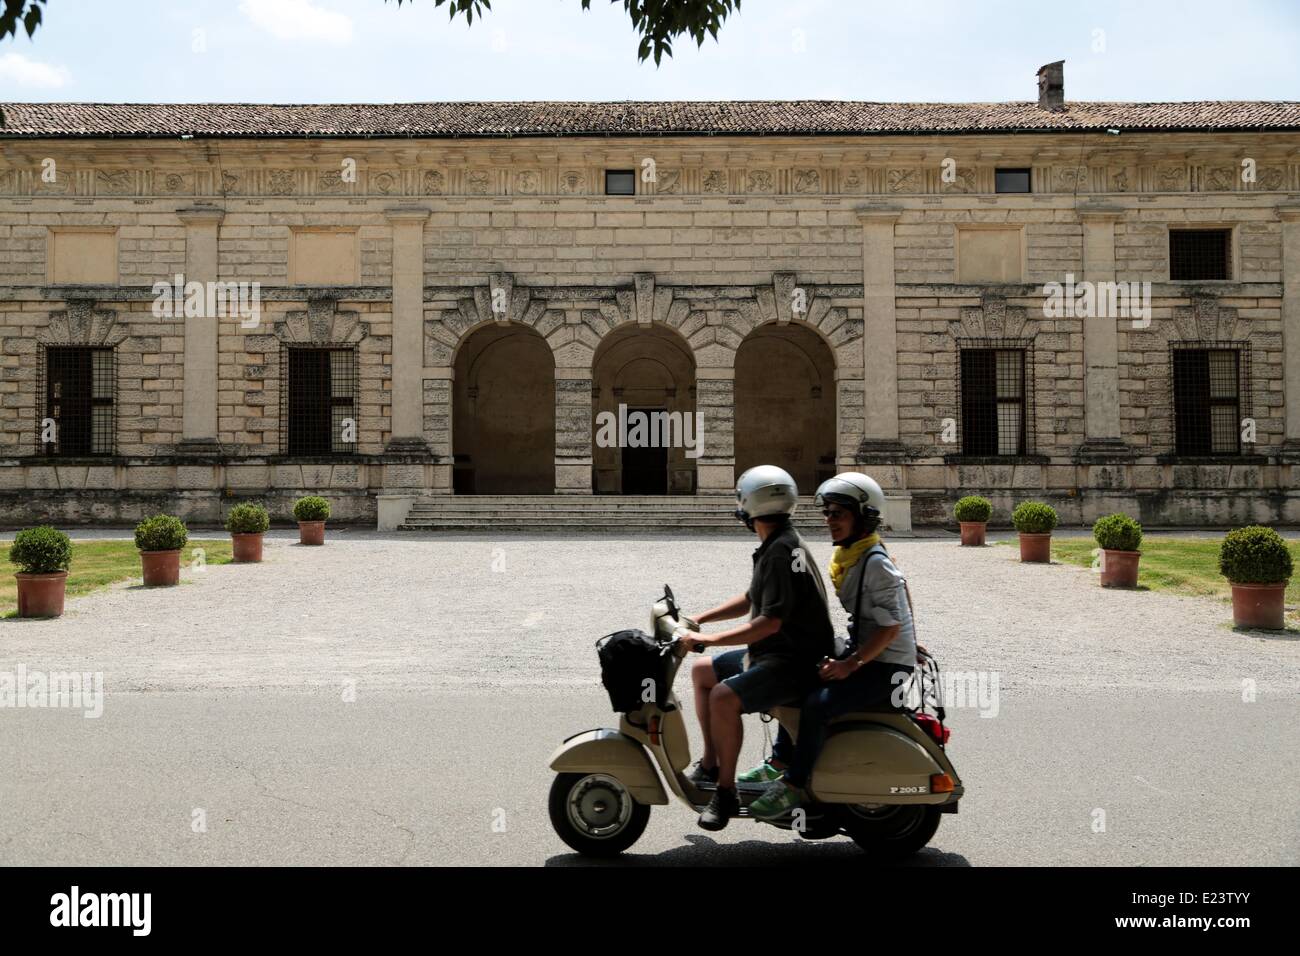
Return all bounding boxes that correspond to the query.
[545,834,971,867]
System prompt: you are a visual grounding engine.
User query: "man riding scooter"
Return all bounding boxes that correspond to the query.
[681,465,835,831]
[747,472,918,820]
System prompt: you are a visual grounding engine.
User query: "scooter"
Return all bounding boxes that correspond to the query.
[548,585,964,859]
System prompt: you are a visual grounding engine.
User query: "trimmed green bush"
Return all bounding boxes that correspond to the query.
[1219,526,1293,584]
[293,496,331,522]
[954,495,992,523]
[1093,513,1142,553]
[134,514,188,553]
[9,526,73,575]
[1012,501,1058,535]
[225,503,270,535]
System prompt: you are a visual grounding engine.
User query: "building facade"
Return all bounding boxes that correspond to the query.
[3,69,1300,527]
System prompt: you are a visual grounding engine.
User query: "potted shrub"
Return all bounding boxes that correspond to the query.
[135,514,188,587]
[1012,501,1058,563]
[1220,526,1293,630]
[954,495,992,547]
[9,526,72,618]
[226,502,269,563]
[1093,513,1143,588]
[293,495,330,546]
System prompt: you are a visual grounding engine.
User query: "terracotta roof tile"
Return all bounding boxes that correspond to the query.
[2,101,1298,138]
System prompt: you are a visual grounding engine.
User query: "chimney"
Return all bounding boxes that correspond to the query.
[1037,60,1065,112]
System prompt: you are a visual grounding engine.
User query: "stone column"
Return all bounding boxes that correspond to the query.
[695,370,735,493]
[1077,202,1126,453]
[175,205,224,453]
[384,206,431,452]
[855,205,905,460]
[1278,202,1300,448]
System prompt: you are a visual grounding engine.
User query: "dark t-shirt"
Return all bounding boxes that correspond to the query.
[743,522,835,664]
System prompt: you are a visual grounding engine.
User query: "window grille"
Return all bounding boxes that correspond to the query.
[280,346,358,456]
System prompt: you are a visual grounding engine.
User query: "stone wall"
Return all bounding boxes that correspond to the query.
[1,132,1299,525]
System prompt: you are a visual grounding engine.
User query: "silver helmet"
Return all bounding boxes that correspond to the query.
[814,471,886,523]
[734,465,799,525]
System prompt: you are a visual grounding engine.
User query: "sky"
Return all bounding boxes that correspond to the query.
[0,0,1298,104]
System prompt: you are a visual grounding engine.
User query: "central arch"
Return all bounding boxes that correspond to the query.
[734,323,837,492]
[452,323,555,494]
[591,324,697,494]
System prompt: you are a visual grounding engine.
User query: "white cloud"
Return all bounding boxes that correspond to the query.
[0,52,71,89]
[238,0,353,44]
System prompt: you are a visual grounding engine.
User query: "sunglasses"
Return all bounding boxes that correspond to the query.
[821,508,852,519]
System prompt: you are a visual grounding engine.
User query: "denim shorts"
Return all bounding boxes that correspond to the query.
[712,648,817,715]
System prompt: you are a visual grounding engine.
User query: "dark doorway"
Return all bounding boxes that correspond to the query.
[621,407,668,494]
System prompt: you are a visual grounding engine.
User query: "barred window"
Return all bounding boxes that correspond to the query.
[281,346,357,456]
[1173,347,1243,455]
[960,347,1028,456]
[39,346,115,456]
[1170,229,1232,281]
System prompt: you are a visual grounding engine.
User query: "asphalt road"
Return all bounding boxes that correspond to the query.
[2,686,1295,866]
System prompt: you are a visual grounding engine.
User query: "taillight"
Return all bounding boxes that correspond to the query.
[912,713,951,745]
[648,715,661,745]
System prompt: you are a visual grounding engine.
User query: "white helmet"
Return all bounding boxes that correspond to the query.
[814,472,886,523]
[734,465,799,525]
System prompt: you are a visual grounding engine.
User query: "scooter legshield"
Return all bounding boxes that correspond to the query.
[810,722,953,804]
[548,728,669,806]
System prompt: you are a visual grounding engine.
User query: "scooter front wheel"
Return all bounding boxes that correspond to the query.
[840,804,942,861]
[548,772,650,857]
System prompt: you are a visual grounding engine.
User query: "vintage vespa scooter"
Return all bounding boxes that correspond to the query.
[548,585,963,859]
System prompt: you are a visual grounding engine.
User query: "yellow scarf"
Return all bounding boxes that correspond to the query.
[829,533,881,590]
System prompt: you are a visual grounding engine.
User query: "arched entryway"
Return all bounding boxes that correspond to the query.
[591,324,697,494]
[734,323,836,492]
[453,324,555,494]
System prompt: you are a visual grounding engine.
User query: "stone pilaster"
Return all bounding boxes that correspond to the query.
[384,206,431,453]
[695,369,735,492]
[175,205,224,454]
[556,370,593,494]
[1279,202,1300,453]
[855,205,905,461]
[1076,202,1128,457]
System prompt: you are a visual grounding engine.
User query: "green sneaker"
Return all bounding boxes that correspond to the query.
[748,780,805,820]
[736,761,783,788]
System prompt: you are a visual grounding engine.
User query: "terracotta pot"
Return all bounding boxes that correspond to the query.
[1018,532,1052,563]
[959,521,987,547]
[231,532,264,563]
[298,521,325,546]
[1099,549,1141,588]
[140,549,181,587]
[15,571,68,618]
[1230,581,1288,630]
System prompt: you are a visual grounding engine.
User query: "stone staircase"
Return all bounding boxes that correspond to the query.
[394,495,912,532]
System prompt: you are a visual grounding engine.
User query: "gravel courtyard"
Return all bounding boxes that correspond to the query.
[1,529,1296,697]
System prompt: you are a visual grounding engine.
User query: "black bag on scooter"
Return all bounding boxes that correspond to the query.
[596,629,669,713]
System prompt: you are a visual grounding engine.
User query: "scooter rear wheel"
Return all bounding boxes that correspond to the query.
[841,804,942,861]
[549,772,650,857]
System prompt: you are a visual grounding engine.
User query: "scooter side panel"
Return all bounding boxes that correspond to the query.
[810,724,955,805]
[548,729,669,805]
